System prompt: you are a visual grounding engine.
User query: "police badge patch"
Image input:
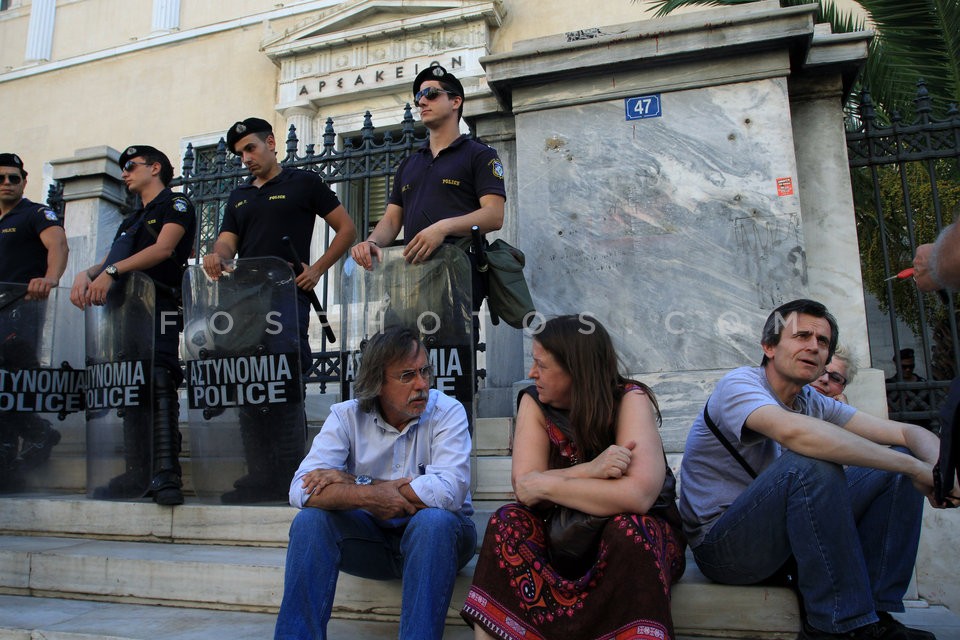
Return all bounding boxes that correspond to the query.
[173,198,188,213]
[42,208,58,222]
[490,158,504,180]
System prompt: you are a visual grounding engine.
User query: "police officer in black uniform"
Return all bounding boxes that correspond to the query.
[349,65,506,311]
[202,117,357,503]
[71,145,196,505]
[0,152,70,491]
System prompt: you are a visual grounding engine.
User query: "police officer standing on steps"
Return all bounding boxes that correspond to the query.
[0,152,70,491]
[0,153,69,299]
[202,117,357,504]
[349,65,506,313]
[70,146,196,506]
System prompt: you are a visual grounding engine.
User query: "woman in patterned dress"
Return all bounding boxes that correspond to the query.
[461,314,686,640]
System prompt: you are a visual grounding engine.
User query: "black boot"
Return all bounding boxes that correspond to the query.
[0,439,25,493]
[148,367,183,506]
[275,406,307,492]
[221,404,301,504]
[18,415,61,470]
[93,405,151,499]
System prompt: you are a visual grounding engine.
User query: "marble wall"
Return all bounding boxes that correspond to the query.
[516,77,808,374]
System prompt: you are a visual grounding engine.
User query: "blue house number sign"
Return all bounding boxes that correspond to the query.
[625,94,662,120]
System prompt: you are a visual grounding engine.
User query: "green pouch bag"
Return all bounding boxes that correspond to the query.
[484,239,536,329]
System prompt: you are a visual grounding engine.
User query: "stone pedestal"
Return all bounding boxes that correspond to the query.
[478,0,871,424]
[49,146,126,287]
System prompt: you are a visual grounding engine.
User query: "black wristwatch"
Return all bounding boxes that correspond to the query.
[354,474,373,486]
[104,264,120,280]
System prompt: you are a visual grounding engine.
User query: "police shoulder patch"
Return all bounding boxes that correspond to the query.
[42,208,58,222]
[173,197,189,213]
[490,158,504,180]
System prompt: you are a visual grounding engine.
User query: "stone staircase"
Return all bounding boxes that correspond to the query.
[0,415,956,639]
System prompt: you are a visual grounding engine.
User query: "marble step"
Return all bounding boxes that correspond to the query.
[0,495,500,549]
[15,416,515,495]
[3,496,956,638]
[0,594,474,640]
[0,532,804,637]
[1,595,955,640]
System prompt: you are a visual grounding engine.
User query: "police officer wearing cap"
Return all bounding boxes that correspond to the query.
[0,152,70,491]
[70,145,197,506]
[202,117,357,504]
[349,64,506,308]
[0,153,69,299]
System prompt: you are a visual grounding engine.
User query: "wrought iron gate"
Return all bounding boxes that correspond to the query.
[847,82,960,427]
[172,108,428,391]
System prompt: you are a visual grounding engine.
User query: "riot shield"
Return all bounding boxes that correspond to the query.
[84,272,155,500]
[341,244,475,422]
[0,283,85,494]
[182,257,305,504]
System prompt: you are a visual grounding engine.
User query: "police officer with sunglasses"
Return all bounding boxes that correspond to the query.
[0,153,69,300]
[350,65,506,311]
[0,153,70,492]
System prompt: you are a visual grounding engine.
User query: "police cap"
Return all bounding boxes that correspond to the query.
[412,64,464,100]
[226,117,273,155]
[0,153,27,178]
[118,145,174,185]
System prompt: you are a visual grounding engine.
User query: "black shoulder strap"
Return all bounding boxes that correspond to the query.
[703,395,758,479]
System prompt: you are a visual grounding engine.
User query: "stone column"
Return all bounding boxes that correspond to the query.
[280,104,319,154]
[152,0,181,33]
[479,2,871,446]
[788,28,883,416]
[472,109,526,417]
[49,147,126,286]
[25,0,56,63]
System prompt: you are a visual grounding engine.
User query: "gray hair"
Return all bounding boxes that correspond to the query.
[831,344,859,384]
[353,325,424,414]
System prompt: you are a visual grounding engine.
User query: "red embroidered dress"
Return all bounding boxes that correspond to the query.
[461,385,686,640]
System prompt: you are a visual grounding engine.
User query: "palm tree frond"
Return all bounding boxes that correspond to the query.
[642,0,759,19]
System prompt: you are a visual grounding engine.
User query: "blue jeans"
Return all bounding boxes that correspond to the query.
[691,450,923,634]
[274,507,477,640]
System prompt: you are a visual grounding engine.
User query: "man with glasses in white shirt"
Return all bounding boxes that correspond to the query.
[275,324,475,640]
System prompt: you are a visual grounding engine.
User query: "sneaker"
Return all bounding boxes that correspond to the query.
[873,612,936,640]
[801,615,938,640]
[798,620,855,639]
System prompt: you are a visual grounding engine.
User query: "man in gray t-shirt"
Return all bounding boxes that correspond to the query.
[679,299,955,640]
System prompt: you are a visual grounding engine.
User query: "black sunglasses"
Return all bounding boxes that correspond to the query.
[123,160,152,172]
[0,173,23,185]
[415,87,457,103]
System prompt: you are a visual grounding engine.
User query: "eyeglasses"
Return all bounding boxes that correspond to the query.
[415,87,457,103]
[0,174,23,185]
[390,365,434,384]
[824,370,847,386]
[122,160,151,172]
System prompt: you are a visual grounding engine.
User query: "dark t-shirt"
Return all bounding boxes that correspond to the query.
[221,167,341,262]
[388,135,506,242]
[0,198,62,284]
[113,188,196,291]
